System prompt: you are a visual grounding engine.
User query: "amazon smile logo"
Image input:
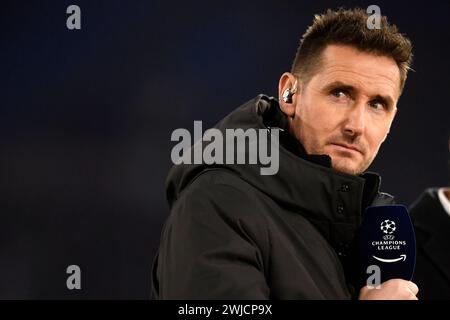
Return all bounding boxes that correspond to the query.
[373,254,407,263]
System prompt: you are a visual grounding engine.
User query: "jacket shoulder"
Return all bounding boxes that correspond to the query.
[174,168,268,218]
[167,168,272,256]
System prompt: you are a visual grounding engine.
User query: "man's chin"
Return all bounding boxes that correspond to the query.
[331,157,364,175]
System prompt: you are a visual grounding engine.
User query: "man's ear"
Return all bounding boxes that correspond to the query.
[278,72,298,118]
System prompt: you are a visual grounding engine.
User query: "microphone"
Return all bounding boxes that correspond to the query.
[354,205,416,289]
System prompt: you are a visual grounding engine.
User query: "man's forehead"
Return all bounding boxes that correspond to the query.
[317,44,401,98]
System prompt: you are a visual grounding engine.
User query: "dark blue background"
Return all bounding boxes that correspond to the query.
[1,0,449,298]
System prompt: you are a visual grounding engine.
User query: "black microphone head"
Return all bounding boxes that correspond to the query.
[355,205,416,289]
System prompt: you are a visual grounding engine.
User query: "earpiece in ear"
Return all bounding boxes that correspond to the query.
[282,79,298,103]
[282,88,294,103]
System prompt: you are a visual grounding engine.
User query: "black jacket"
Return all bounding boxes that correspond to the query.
[151,95,395,299]
[410,188,450,299]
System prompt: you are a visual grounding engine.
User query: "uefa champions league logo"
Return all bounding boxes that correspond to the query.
[380,219,396,240]
[371,218,406,263]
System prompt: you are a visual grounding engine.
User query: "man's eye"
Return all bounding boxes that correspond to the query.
[369,100,387,110]
[331,89,347,98]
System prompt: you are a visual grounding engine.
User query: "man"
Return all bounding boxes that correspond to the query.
[410,138,450,299]
[151,8,418,299]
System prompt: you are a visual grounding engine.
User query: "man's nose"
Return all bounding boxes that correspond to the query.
[343,102,365,138]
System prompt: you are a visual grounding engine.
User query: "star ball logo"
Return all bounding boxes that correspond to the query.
[380,219,396,240]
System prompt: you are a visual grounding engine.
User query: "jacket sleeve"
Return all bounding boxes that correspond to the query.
[155,177,270,299]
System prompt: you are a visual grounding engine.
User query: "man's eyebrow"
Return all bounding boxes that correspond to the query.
[323,81,395,106]
[322,81,356,93]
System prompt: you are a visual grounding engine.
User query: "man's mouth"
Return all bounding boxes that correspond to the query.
[329,143,363,155]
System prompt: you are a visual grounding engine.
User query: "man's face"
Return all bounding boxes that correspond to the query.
[288,44,400,175]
